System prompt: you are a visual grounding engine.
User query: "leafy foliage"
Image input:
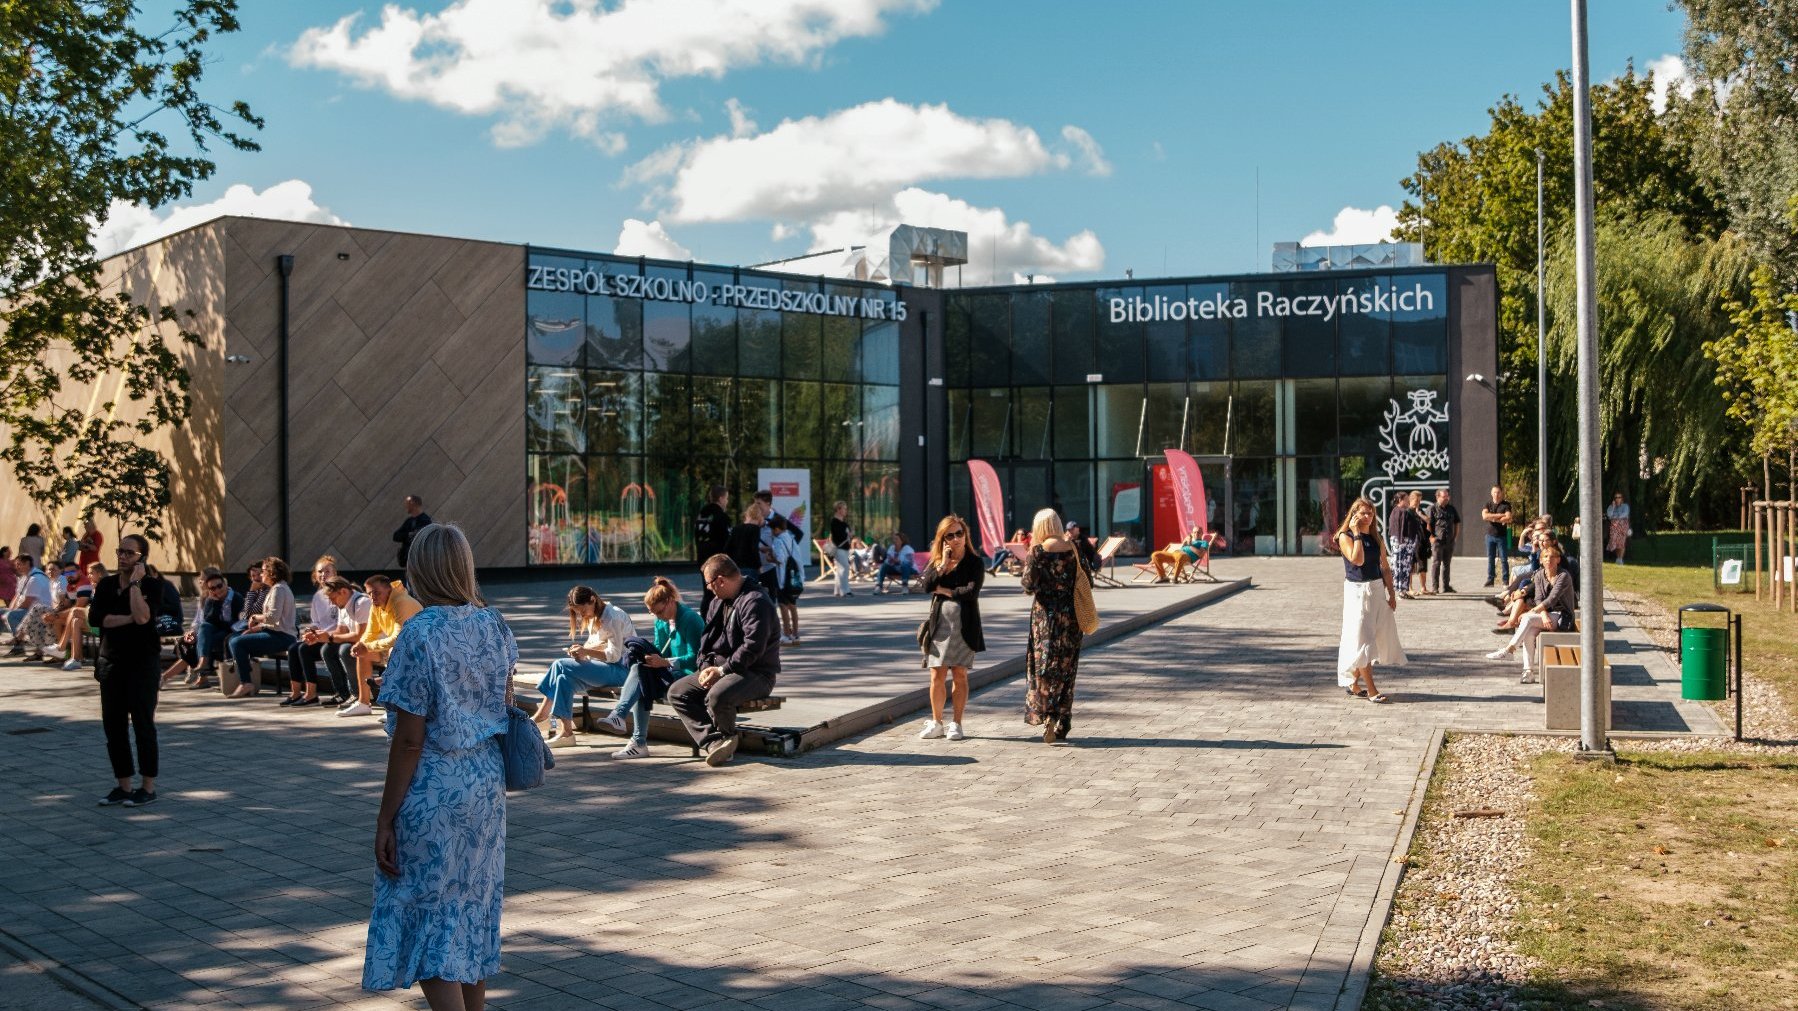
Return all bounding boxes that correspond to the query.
[0,0,260,537]
[1394,69,1725,509]
[1706,266,1798,462]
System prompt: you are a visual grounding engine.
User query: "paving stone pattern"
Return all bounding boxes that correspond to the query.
[0,558,1718,1010]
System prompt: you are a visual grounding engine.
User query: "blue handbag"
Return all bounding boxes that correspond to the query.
[500,704,553,791]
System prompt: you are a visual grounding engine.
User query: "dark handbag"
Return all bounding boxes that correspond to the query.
[500,703,554,791]
[915,597,941,652]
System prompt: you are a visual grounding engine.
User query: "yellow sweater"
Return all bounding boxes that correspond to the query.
[359,583,422,653]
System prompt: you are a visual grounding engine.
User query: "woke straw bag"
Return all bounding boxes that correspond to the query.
[500,670,554,792]
[1073,562,1100,636]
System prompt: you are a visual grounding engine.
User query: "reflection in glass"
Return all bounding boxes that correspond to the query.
[1011,292,1051,385]
[1298,457,1341,554]
[1392,273,1448,374]
[588,454,645,563]
[970,294,1011,386]
[1052,461,1094,545]
[527,367,586,454]
[1051,289,1094,384]
[587,295,644,370]
[1093,384,1142,458]
[969,388,1009,458]
[1339,275,1391,375]
[1095,286,1144,383]
[863,384,900,461]
[821,290,862,382]
[782,280,821,380]
[527,454,587,565]
[644,458,695,562]
[782,381,822,459]
[821,383,860,458]
[586,370,642,456]
[1231,380,1276,456]
[1280,278,1336,377]
[528,291,586,367]
[737,378,779,465]
[947,389,971,462]
[1337,376,1393,457]
[1186,381,1230,456]
[642,300,689,373]
[1097,459,1146,545]
[861,319,899,386]
[1293,377,1337,455]
[1011,464,1050,533]
[943,300,970,388]
[1052,386,1091,460]
[1013,387,1051,460]
[691,376,733,459]
[1142,382,1185,455]
[1233,457,1278,555]
[690,269,736,375]
[644,373,688,459]
[738,306,782,378]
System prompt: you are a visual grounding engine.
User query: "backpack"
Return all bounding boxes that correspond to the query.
[783,551,805,597]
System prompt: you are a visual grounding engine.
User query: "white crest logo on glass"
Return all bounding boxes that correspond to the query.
[1379,389,1450,480]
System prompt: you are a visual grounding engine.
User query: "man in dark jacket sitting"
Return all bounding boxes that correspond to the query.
[669,554,780,767]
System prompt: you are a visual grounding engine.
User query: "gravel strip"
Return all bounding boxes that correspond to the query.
[1608,589,1798,753]
[1367,733,1571,1010]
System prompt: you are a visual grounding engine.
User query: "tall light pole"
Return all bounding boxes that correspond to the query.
[1536,148,1548,519]
[1570,0,1610,756]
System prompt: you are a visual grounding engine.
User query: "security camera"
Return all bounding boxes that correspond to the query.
[1464,373,1485,383]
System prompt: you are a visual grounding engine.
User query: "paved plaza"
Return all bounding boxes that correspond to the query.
[0,558,1720,1010]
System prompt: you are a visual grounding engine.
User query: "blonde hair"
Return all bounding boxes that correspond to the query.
[743,501,768,524]
[1030,508,1064,545]
[929,513,970,562]
[1336,497,1377,539]
[313,554,339,574]
[404,523,484,608]
[644,576,681,609]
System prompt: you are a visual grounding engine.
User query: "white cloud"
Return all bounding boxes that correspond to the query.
[1647,53,1695,114]
[1301,205,1400,247]
[725,98,757,138]
[613,218,692,259]
[808,187,1103,286]
[289,0,934,148]
[90,180,346,260]
[634,98,1109,223]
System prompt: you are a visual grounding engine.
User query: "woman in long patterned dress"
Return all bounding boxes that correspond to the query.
[364,523,517,1011]
[1022,508,1083,745]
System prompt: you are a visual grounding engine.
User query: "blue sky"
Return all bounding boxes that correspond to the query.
[105,1,1689,283]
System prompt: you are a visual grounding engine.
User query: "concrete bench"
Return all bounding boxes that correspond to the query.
[512,676,789,756]
[1540,643,1611,732]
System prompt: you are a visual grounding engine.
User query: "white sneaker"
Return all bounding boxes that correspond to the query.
[918,720,944,739]
[611,741,651,759]
[596,713,628,735]
[1520,669,1540,684]
[46,644,64,659]
[1485,648,1513,660]
[61,658,81,672]
[337,701,373,717]
[944,722,964,741]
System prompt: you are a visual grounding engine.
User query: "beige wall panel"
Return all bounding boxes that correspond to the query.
[286,299,372,420]
[433,242,522,320]
[289,381,371,496]
[223,486,271,572]
[331,234,462,341]
[427,357,520,464]
[335,284,472,419]
[433,288,524,398]
[290,460,372,564]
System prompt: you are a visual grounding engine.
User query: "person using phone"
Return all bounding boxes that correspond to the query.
[596,577,704,760]
[91,535,169,807]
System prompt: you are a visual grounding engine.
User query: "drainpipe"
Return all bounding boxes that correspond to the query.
[277,255,294,562]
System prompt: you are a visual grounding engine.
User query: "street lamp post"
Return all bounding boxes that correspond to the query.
[1536,148,1548,519]
[1570,0,1610,756]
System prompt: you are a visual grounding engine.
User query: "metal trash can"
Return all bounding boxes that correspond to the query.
[1678,603,1731,701]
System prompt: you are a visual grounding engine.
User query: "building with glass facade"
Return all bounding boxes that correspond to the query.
[8,217,1493,576]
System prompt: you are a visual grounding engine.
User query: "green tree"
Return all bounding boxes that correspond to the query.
[1678,0,1798,284]
[1542,212,1756,527]
[1706,265,1798,497]
[1395,69,1725,503]
[0,0,260,539]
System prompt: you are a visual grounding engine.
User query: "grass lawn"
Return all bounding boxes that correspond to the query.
[1516,748,1798,1009]
[1606,564,1798,729]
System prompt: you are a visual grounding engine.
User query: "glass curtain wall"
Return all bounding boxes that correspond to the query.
[526,253,902,565]
[943,270,1448,556]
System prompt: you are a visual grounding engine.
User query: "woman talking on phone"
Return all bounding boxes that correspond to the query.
[916,514,985,741]
[1335,498,1406,703]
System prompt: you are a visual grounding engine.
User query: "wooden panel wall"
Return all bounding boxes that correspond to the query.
[222,219,525,574]
[0,224,228,574]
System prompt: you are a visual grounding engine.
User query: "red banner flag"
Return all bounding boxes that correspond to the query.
[1164,449,1209,539]
[967,460,1007,560]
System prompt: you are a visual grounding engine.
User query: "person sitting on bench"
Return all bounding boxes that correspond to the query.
[668,555,780,767]
[596,576,704,761]
[1149,527,1207,582]
[1485,543,1576,684]
[532,585,637,749]
[875,533,916,593]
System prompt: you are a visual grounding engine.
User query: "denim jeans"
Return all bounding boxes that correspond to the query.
[321,643,357,699]
[1485,534,1510,583]
[229,630,297,692]
[608,662,666,745]
[536,656,629,720]
[3,607,26,635]
[289,640,328,687]
[193,623,227,668]
[876,561,917,590]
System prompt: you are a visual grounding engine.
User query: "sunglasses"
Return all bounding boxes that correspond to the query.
[943,529,966,541]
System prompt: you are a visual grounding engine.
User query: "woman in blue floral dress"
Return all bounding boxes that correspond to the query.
[364,524,517,1011]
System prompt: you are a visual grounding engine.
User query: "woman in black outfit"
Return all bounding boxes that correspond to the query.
[92,534,169,807]
[724,502,769,614]
[917,514,984,741]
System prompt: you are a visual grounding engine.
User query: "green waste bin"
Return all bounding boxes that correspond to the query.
[1678,603,1731,701]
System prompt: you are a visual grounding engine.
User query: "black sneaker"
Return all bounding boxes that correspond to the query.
[98,787,130,806]
[123,788,156,807]
[295,696,322,707]
[278,695,301,706]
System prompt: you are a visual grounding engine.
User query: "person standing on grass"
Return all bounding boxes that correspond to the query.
[1335,498,1405,704]
[92,535,169,808]
[363,523,516,1011]
[917,514,984,742]
[1606,492,1631,564]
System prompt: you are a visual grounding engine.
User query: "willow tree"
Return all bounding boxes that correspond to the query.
[1707,265,1798,501]
[1541,211,1755,527]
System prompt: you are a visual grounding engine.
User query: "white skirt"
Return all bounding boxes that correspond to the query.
[1337,579,1407,685]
